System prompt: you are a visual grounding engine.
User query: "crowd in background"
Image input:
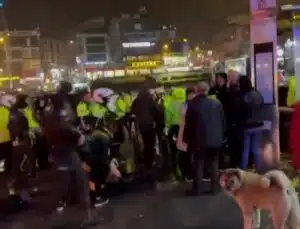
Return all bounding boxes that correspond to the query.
[0,70,281,224]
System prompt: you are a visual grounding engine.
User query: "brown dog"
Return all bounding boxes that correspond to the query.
[220,169,300,229]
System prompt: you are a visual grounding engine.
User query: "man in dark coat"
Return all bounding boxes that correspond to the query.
[131,84,160,172]
[184,82,225,195]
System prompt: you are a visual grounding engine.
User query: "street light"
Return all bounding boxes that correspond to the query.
[163,44,169,50]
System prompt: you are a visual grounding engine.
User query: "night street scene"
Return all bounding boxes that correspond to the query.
[1,0,300,228]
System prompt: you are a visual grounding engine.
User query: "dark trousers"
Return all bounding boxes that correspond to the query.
[167,125,180,176]
[9,143,31,193]
[0,141,12,173]
[53,147,90,209]
[33,133,49,170]
[140,126,156,170]
[178,151,192,179]
[192,148,219,193]
[227,126,243,168]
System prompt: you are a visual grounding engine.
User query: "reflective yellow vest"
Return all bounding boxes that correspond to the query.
[0,106,10,143]
[76,102,90,117]
[24,107,39,129]
[287,76,296,107]
[90,103,107,119]
[115,97,127,118]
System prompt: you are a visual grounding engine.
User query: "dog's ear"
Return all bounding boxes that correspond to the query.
[224,169,242,181]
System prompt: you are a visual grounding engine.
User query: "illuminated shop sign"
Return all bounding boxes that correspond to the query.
[122,42,155,48]
[131,61,161,68]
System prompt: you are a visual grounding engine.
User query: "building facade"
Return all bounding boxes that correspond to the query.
[76,33,109,65]
[0,29,42,79]
[109,15,162,75]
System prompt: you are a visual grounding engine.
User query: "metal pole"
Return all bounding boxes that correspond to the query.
[250,0,280,158]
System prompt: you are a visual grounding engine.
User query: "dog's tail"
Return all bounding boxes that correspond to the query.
[264,170,291,190]
[287,188,300,229]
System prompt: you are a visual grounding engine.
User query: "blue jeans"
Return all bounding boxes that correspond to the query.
[241,129,262,170]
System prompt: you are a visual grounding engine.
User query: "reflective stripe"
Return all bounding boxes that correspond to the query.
[24,107,39,129]
[0,106,10,143]
[90,103,107,118]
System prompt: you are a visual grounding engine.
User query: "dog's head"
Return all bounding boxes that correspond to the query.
[219,169,243,194]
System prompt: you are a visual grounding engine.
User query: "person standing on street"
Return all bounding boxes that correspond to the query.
[183,82,225,196]
[131,83,159,175]
[43,81,93,226]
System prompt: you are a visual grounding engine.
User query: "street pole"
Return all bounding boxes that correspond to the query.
[250,0,280,159]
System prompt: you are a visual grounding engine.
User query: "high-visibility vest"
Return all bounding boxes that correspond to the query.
[90,103,107,119]
[115,97,127,118]
[76,102,90,117]
[0,106,10,143]
[287,76,296,107]
[24,106,39,129]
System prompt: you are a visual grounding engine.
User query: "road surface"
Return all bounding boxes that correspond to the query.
[0,181,273,229]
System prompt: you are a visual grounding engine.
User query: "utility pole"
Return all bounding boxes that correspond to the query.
[250,0,280,158]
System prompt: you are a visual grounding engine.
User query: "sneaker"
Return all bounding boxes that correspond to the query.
[93,197,109,208]
[56,201,66,213]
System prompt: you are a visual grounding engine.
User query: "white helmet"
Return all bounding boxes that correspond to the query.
[0,94,16,108]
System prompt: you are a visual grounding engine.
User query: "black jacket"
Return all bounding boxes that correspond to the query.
[183,95,225,152]
[131,91,159,129]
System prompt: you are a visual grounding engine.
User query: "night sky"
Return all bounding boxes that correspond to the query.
[5,0,300,42]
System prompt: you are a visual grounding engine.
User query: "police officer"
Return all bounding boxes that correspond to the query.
[76,89,92,132]
[164,87,186,180]
[0,95,13,174]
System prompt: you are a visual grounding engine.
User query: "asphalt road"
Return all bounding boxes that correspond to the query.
[0,180,273,229]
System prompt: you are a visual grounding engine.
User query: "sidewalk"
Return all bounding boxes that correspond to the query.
[0,154,295,229]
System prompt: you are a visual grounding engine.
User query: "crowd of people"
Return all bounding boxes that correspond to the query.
[0,70,279,225]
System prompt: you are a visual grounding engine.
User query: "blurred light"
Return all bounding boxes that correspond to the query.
[85,61,106,65]
[207,50,213,56]
[115,70,125,77]
[16,88,23,92]
[76,56,82,64]
[69,40,74,44]
[0,76,20,82]
[163,44,169,50]
[0,37,4,43]
[281,4,300,11]
[285,39,294,48]
[195,46,200,52]
[277,48,284,57]
[183,38,188,43]
[166,66,189,72]
[122,42,153,48]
